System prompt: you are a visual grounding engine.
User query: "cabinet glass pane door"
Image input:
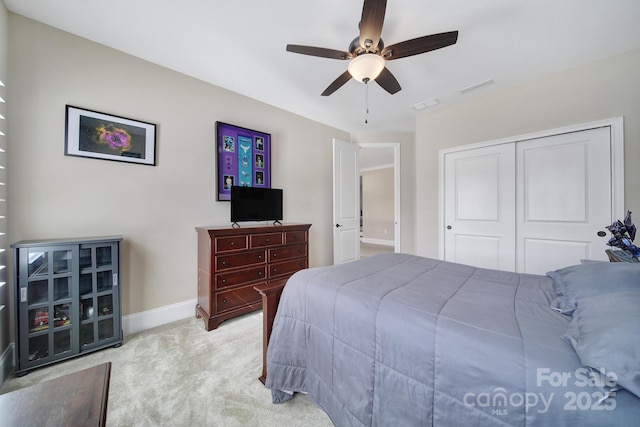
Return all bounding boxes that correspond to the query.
[27,251,47,277]
[79,243,120,350]
[13,237,122,375]
[22,247,75,366]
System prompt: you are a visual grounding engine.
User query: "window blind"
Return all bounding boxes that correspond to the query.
[0,79,6,320]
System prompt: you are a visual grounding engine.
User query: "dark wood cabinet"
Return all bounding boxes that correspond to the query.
[195,224,311,331]
[11,236,123,375]
[0,362,112,426]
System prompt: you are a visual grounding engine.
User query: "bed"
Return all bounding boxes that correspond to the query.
[264,253,640,426]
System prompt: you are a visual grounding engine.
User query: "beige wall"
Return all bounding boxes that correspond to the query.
[415,47,640,258]
[361,167,394,242]
[7,14,349,316]
[351,132,416,254]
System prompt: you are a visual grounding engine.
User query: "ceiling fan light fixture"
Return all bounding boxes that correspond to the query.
[287,1,458,96]
[348,53,385,83]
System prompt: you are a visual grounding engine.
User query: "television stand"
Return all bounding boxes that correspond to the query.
[231,220,281,228]
[195,223,311,330]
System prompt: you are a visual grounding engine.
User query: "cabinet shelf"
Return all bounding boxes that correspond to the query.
[12,236,123,375]
[26,302,48,309]
[80,266,114,274]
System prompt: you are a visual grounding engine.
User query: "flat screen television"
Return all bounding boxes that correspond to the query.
[230,186,283,225]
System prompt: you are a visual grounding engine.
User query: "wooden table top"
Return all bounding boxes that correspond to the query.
[0,362,111,427]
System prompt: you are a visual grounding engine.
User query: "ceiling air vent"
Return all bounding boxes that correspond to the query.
[412,98,440,111]
[460,79,495,95]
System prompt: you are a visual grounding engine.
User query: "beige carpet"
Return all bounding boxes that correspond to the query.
[0,312,334,427]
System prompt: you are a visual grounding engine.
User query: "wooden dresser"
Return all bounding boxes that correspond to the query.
[195,223,311,331]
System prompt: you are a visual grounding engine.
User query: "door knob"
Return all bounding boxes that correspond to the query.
[597,231,607,237]
[335,224,342,228]
[447,225,452,230]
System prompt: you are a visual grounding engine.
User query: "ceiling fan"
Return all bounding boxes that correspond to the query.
[286,0,459,96]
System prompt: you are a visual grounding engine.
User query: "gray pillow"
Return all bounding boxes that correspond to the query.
[547,262,640,315]
[562,291,640,398]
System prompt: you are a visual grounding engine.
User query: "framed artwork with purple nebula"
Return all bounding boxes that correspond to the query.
[216,121,271,201]
[65,105,157,166]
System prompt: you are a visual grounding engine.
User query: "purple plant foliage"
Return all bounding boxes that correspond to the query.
[606,210,640,257]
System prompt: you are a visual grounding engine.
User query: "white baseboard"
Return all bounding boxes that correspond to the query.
[122,298,197,336]
[0,343,14,384]
[0,300,197,385]
[361,238,394,246]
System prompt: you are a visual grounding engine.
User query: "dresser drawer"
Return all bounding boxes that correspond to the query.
[269,244,307,262]
[216,265,266,289]
[269,258,307,278]
[250,233,283,248]
[216,284,262,313]
[285,230,308,244]
[215,236,248,252]
[216,250,266,271]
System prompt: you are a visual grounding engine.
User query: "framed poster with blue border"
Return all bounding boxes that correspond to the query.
[216,121,271,201]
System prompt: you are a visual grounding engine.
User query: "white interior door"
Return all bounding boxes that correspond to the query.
[443,143,516,270]
[333,138,360,265]
[516,127,612,274]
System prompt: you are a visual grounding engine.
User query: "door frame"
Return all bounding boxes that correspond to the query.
[358,142,401,253]
[438,116,625,259]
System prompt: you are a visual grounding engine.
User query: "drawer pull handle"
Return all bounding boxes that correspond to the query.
[258,271,263,277]
[273,268,277,273]
[230,242,235,246]
[266,238,270,242]
[222,299,227,304]
[222,261,227,266]
[273,253,277,258]
[299,249,304,253]
[294,235,299,240]
[222,279,227,284]
[300,263,304,267]
[258,255,263,260]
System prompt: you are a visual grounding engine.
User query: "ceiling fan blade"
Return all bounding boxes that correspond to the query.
[321,70,352,96]
[286,44,352,60]
[359,0,387,51]
[375,67,401,94]
[381,31,458,60]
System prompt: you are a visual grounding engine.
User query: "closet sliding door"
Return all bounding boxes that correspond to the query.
[443,143,516,271]
[442,125,615,274]
[516,127,611,274]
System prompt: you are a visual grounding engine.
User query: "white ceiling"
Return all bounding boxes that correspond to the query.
[5,0,640,133]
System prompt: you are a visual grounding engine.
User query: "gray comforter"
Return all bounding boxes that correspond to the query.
[265,254,640,426]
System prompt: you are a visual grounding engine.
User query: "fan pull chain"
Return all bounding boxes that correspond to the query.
[364,78,370,124]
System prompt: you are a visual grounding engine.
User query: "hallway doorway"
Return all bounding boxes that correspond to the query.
[359,143,400,257]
